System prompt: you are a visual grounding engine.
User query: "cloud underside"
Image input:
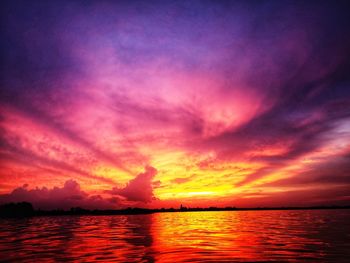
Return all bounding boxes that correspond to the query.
[108,166,158,203]
[0,1,350,208]
[0,167,158,209]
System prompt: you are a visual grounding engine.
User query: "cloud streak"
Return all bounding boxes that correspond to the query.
[0,0,350,208]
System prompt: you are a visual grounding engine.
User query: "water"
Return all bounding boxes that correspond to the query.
[1,210,349,262]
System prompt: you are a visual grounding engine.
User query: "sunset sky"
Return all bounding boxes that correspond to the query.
[1,0,350,209]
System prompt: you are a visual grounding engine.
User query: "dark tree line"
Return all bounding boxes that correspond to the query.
[1,202,349,218]
[0,202,34,217]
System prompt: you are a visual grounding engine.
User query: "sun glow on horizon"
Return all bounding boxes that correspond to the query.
[1,0,350,209]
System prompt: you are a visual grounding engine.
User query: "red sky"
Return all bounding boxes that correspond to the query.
[1,1,350,209]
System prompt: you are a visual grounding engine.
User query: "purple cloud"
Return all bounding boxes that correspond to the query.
[0,179,117,210]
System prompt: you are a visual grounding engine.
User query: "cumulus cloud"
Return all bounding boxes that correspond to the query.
[0,179,117,210]
[109,166,157,203]
[1,0,350,208]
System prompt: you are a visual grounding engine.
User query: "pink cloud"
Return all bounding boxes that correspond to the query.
[109,166,157,203]
[1,1,350,208]
[0,179,118,210]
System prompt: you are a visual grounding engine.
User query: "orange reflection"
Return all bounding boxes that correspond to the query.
[1,210,348,262]
[151,211,259,262]
[150,211,334,262]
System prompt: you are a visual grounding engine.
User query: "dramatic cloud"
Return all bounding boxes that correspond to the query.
[0,180,118,210]
[109,166,158,203]
[0,1,349,208]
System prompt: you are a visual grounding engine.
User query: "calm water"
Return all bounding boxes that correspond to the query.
[1,210,350,262]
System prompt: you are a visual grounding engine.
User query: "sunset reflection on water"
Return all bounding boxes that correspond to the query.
[1,210,350,262]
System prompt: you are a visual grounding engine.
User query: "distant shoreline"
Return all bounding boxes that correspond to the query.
[35,205,350,217]
[1,202,350,218]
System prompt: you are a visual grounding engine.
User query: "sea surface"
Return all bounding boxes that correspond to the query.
[1,210,350,262]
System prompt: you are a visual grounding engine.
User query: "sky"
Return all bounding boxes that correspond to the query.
[1,0,350,209]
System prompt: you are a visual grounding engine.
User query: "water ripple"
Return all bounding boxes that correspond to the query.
[1,210,349,262]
